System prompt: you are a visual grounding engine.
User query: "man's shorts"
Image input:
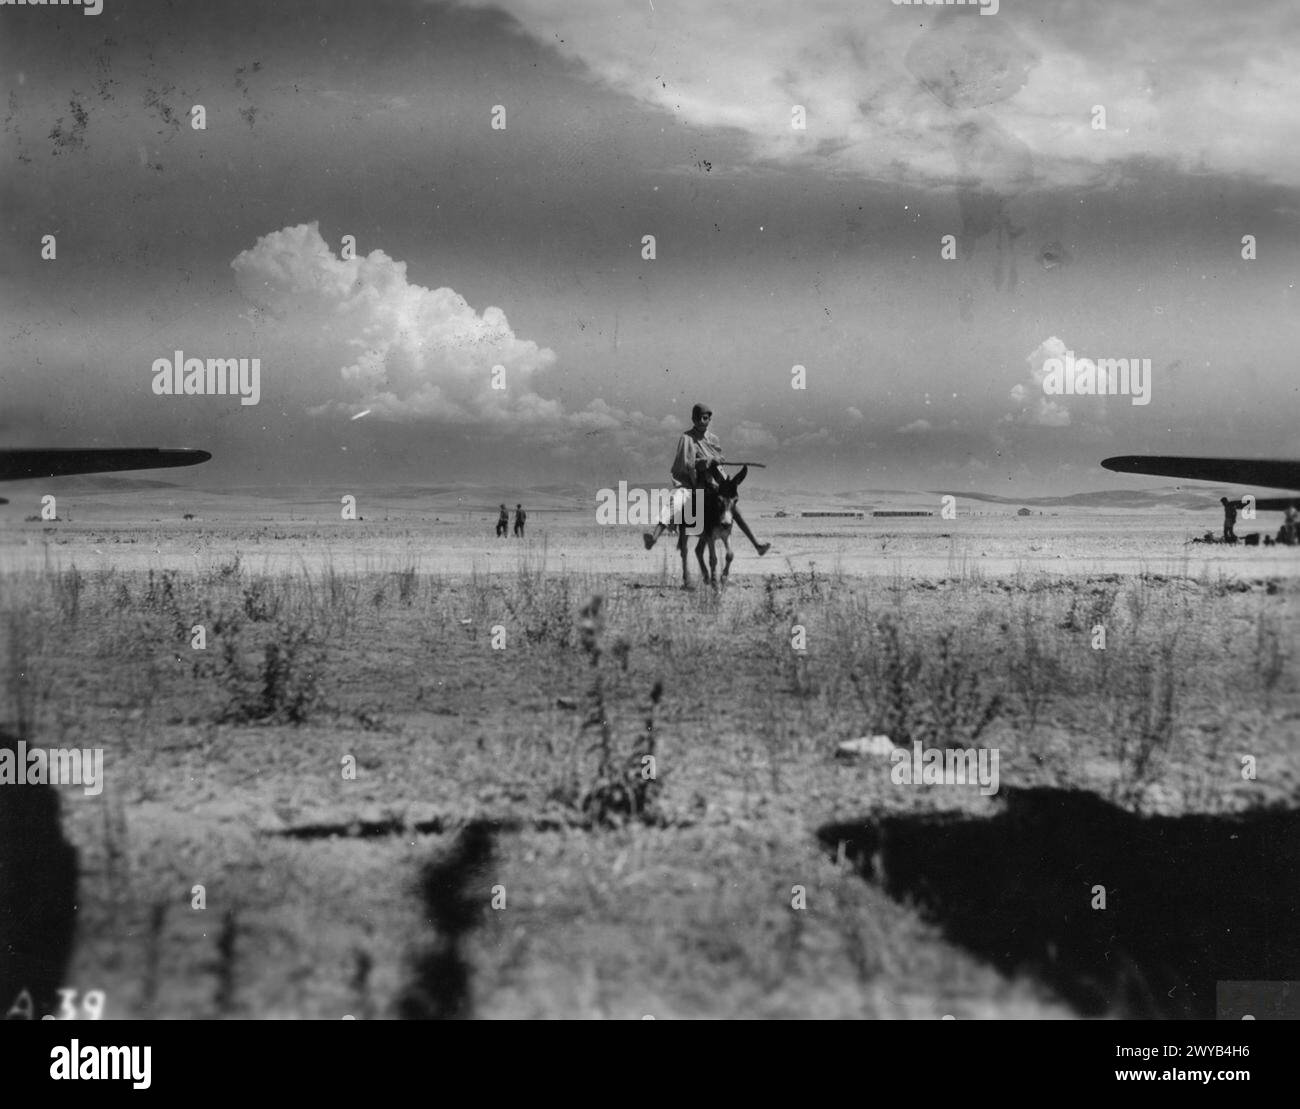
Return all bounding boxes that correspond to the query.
[658,485,704,531]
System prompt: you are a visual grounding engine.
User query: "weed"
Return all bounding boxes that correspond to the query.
[504,575,574,647]
[53,565,83,623]
[553,595,666,827]
[218,620,326,725]
[241,580,280,623]
[393,566,418,606]
[1110,637,1179,803]
[210,554,242,583]
[849,616,1002,748]
[1254,612,1286,709]
[143,569,179,615]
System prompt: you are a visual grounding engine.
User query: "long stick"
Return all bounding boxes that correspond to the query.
[720,461,767,468]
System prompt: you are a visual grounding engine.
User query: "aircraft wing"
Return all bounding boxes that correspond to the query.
[0,448,211,482]
[1101,456,1300,492]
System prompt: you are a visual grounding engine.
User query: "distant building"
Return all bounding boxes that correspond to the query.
[801,511,865,518]
[1017,507,1031,516]
[871,511,933,518]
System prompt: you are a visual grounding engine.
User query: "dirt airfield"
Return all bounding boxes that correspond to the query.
[4,487,1300,580]
[2,493,1297,1019]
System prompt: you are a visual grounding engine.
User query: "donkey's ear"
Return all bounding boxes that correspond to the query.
[734,465,748,487]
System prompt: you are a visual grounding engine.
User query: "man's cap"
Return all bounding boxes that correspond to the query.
[691,402,714,421]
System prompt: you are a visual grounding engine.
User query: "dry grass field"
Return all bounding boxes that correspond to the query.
[2,503,1297,1019]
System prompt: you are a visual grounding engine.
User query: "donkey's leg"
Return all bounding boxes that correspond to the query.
[678,526,693,589]
[708,538,719,587]
[721,535,734,586]
[694,536,707,584]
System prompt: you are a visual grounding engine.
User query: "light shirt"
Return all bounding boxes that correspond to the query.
[671,427,724,486]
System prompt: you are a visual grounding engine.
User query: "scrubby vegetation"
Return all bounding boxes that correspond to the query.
[1,553,1294,1018]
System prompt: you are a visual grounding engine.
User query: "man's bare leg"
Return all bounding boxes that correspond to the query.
[732,507,770,556]
[645,486,691,550]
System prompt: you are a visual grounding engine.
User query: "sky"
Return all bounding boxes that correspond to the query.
[2,0,1298,495]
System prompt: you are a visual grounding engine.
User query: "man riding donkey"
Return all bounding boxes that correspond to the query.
[643,402,770,558]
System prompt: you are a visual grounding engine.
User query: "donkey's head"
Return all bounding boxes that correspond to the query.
[710,464,748,530]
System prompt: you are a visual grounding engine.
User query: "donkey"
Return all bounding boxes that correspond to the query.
[677,465,748,590]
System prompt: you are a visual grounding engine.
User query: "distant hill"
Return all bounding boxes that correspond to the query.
[36,475,196,493]
[830,488,920,498]
[935,489,1220,510]
[3,476,1232,515]
[198,482,590,507]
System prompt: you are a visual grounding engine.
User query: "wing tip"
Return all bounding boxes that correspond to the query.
[0,447,213,480]
[157,448,213,466]
[1098,455,1300,491]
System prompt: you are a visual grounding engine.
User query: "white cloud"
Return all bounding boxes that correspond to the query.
[229,223,793,472]
[455,0,1300,190]
[1010,336,1072,427]
[232,222,561,426]
[896,418,933,434]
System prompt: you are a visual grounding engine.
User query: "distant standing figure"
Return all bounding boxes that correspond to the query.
[1280,506,1299,546]
[513,504,527,537]
[496,504,509,538]
[1220,497,1245,543]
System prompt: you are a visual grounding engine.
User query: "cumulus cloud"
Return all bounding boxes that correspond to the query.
[229,223,792,470]
[232,222,561,425]
[896,418,933,434]
[1010,336,1072,427]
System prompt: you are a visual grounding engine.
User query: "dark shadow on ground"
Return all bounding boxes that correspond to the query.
[0,730,79,1020]
[818,787,1299,1019]
[398,818,501,1020]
